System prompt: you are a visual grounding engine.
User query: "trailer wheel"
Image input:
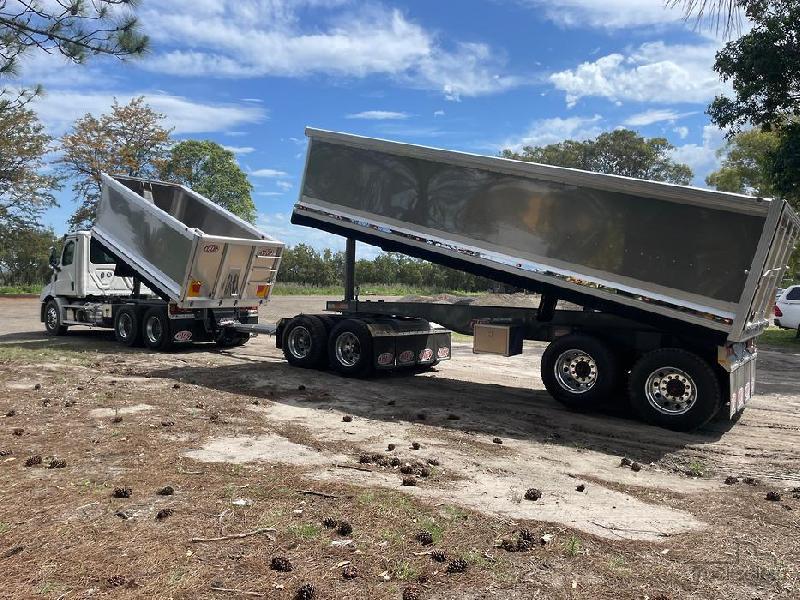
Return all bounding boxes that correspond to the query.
[215,329,250,348]
[628,348,721,431]
[142,307,173,351]
[541,334,619,410]
[282,315,328,368]
[114,306,141,347]
[328,319,374,378]
[44,299,68,336]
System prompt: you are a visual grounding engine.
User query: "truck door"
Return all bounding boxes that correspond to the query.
[54,237,77,296]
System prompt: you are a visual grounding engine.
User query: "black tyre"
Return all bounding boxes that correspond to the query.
[114,306,141,347]
[541,334,619,410]
[628,348,721,431]
[328,319,374,378]
[44,299,68,336]
[215,329,250,348]
[142,307,173,351]
[282,315,328,368]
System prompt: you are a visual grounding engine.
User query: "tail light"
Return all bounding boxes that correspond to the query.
[774,305,783,317]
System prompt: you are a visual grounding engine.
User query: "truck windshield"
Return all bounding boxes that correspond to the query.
[89,239,116,265]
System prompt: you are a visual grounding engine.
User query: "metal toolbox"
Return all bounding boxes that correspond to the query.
[473,323,524,357]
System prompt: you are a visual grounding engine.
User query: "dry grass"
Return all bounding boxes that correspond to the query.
[0,347,798,599]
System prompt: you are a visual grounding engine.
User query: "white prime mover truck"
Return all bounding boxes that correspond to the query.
[40,174,283,350]
[275,128,800,431]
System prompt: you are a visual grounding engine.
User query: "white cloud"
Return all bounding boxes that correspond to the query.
[250,168,289,178]
[222,145,256,154]
[138,3,520,99]
[550,41,725,107]
[673,126,689,139]
[670,125,726,185]
[346,110,410,120]
[434,110,445,117]
[276,181,294,191]
[29,90,266,135]
[500,115,604,152]
[256,191,284,196]
[623,109,696,127]
[518,0,688,29]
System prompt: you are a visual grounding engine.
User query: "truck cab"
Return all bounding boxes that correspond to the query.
[43,231,136,300]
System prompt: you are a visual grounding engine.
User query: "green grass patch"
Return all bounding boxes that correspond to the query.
[418,517,445,544]
[0,343,93,364]
[564,535,582,557]
[288,523,322,541]
[0,284,42,295]
[759,327,800,349]
[391,560,420,581]
[0,522,10,535]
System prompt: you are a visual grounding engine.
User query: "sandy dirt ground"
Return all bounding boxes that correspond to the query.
[0,296,798,599]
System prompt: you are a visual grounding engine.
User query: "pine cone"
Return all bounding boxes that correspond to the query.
[107,575,127,587]
[157,486,174,496]
[337,520,353,536]
[270,556,293,572]
[500,538,518,552]
[155,508,173,520]
[294,583,315,600]
[517,538,533,552]
[342,565,358,579]
[322,516,337,529]
[446,558,468,573]
[431,549,446,563]
[48,458,67,469]
[24,455,42,467]
[402,586,422,600]
[524,488,542,501]
[519,528,534,542]
[415,530,434,545]
[112,487,132,498]
[402,477,417,487]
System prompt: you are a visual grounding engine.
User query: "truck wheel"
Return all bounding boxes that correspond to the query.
[114,306,141,347]
[44,299,68,336]
[142,307,173,351]
[541,334,619,410]
[328,319,374,378]
[282,315,328,368]
[215,330,250,348]
[628,348,721,431]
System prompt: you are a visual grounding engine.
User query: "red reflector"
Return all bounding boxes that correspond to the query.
[774,305,783,317]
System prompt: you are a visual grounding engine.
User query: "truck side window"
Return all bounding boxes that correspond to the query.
[786,287,800,301]
[89,239,116,265]
[61,241,75,266]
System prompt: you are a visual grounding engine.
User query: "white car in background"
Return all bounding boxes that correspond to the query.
[774,285,800,331]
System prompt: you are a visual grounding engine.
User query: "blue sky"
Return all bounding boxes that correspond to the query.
[16,0,734,252]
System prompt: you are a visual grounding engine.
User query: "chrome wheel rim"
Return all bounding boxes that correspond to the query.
[117,313,133,340]
[287,326,312,359]
[554,349,597,394]
[46,306,58,330]
[645,366,697,415]
[146,316,162,344]
[335,331,360,367]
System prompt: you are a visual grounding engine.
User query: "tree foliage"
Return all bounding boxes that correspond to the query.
[0,0,148,71]
[279,244,496,293]
[501,129,693,185]
[0,225,56,286]
[0,103,58,235]
[58,96,172,228]
[160,140,257,224]
[708,1,800,132]
[0,0,148,110]
[669,1,745,38]
[706,129,782,197]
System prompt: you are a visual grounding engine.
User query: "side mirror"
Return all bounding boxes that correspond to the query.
[48,246,60,272]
